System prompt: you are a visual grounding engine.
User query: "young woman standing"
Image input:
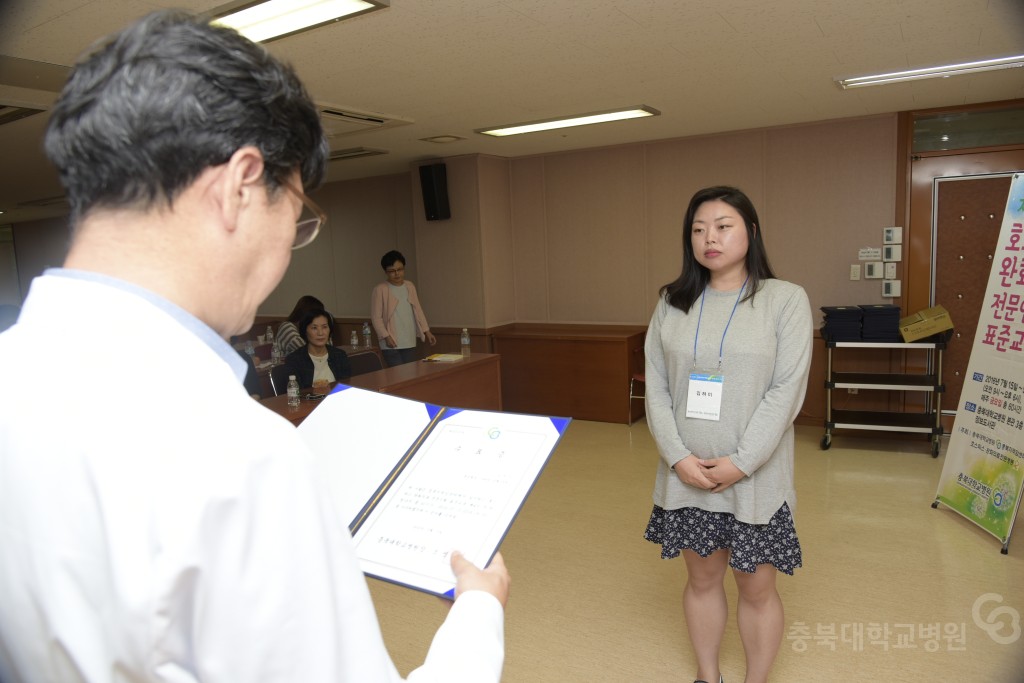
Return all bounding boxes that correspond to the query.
[643,186,812,683]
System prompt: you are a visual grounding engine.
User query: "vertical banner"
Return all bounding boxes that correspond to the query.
[934,173,1024,551]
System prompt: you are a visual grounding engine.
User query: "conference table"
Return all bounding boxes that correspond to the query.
[260,352,502,425]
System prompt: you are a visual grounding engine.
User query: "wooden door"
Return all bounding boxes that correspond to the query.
[906,147,1024,429]
[933,175,1012,409]
[907,148,1024,314]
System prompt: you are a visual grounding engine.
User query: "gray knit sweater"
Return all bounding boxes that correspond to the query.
[645,278,812,524]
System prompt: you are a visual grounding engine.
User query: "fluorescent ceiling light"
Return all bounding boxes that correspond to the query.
[835,55,1024,89]
[211,0,389,42]
[477,105,660,137]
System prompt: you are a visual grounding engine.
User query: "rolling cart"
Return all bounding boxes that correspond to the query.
[821,339,946,457]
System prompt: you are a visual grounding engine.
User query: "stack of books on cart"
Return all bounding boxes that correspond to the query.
[858,304,901,342]
[820,305,862,341]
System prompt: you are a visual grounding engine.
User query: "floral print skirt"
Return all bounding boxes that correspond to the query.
[644,502,802,575]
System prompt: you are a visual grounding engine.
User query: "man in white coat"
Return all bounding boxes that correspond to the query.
[0,10,509,682]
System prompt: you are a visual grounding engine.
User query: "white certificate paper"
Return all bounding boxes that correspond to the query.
[297,384,570,597]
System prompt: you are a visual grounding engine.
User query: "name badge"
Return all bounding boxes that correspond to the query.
[686,371,724,421]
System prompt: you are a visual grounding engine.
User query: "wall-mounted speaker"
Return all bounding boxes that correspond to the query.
[418,163,451,221]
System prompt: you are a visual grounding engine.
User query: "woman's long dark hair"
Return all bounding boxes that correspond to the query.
[288,295,324,325]
[660,186,776,313]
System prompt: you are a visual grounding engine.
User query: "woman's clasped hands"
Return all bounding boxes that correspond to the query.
[672,454,745,493]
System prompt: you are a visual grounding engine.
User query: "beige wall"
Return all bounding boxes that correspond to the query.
[512,145,649,323]
[8,113,900,332]
[505,115,897,326]
[263,114,899,328]
[260,173,413,322]
[412,155,485,329]
[478,155,516,328]
[764,116,898,316]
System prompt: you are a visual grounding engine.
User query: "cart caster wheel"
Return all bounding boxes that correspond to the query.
[931,441,940,458]
[820,434,831,450]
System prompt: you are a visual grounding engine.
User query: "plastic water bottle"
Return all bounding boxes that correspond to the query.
[362,322,372,348]
[460,328,471,357]
[287,375,300,407]
[244,339,255,358]
[265,325,275,345]
[271,341,282,364]
[350,330,359,346]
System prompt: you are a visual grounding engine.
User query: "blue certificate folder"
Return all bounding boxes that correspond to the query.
[296,383,571,598]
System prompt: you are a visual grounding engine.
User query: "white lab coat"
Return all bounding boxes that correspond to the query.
[0,271,503,682]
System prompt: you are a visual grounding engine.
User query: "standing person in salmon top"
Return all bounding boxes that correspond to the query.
[643,186,812,683]
[0,11,509,682]
[371,249,437,367]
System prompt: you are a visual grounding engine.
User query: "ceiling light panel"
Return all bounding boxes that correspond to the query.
[477,106,660,137]
[211,0,389,42]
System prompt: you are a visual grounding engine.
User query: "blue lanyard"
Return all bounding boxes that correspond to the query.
[692,276,748,369]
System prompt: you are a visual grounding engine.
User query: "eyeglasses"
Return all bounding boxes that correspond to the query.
[385,267,405,275]
[281,180,327,250]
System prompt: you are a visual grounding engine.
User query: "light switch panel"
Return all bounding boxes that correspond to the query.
[883,244,902,262]
[884,262,897,280]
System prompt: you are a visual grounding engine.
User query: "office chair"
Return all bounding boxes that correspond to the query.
[628,346,645,425]
[270,364,293,397]
[347,350,384,377]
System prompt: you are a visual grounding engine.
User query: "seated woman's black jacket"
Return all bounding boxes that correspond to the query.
[283,345,351,387]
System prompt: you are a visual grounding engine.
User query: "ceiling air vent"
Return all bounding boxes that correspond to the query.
[18,194,68,209]
[328,147,388,162]
[317,104,412,138]
[0,105,44,127]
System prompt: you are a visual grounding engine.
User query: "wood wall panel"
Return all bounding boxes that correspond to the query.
[492,325,646,424]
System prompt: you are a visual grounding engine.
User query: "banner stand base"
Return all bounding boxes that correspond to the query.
[931,498,1014,555]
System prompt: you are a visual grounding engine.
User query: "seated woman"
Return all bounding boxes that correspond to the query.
[283,308,351,389]
[275,294,325,355]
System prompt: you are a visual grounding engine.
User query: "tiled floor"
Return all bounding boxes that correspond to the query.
[369,420,1024,682]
